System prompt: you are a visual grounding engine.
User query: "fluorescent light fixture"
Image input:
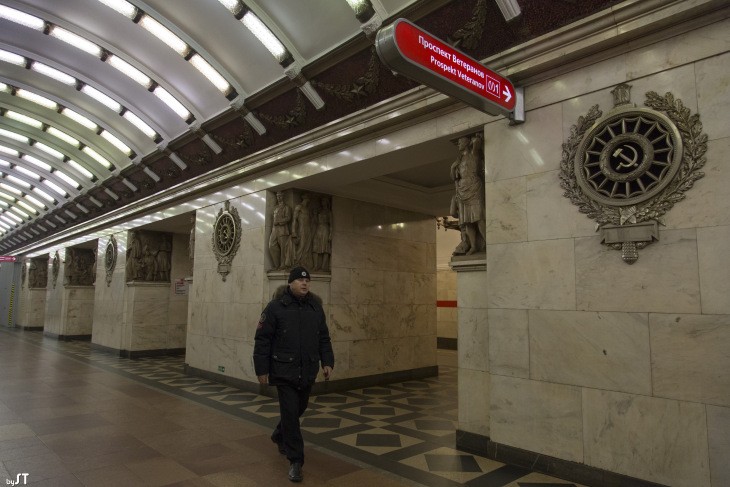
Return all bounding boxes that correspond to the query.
[0,146,19,157]
[23,194,45,209]
[494,0,521,21]
[122,111,156,138]
[48,26,103,57]
[0,221,9,230]
[31,62,77,85]
[32,187,55,202]
[29,228,39,235]
[241,12,287,61]
[34,142,64,159]
[139,15,190,56]
[45,219,56,228]
[217,0,240,13]
[96,0,137,19]
[10,206,29,219]
[0,6,45,30]
[168,152,187,169]
[60,109,98,131]
[17,200,37,214]
[14,166,41,180]
[0,200,8,207]
[0,49,25,66]
[0,82,7,92]
[104,187,119,200]
[142,166,160,182]
[64,209,76,219]
[0,215,18,226]
[16,89,58,110]
[0,128,30,143]
[55,214,66,224]
[106,55,152,87]
[122,178,137,191]
[5,111,43,128]
[6,211,23,222]
[54,170,80,188]
[190,54,231,93]
[23,155,52,171]
[67,160,94,179]
[153,87,190,119]
[43,179,67,197]
[80,85,122,112]
[6,175,31,188]
[0,192,12,201]
[46,127,80,147]
[35,222,46,231]
[82,147,112,168]
[76,203,89,213]
[0,160,9,167]
[100,130,131,155]
[88,195,103,207]
[0,183,21,195]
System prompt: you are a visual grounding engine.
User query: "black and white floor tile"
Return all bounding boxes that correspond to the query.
[16,332,584,487]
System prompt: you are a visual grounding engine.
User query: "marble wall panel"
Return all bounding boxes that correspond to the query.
[526,171,596,241]
[485,176,527,244]
[456,270,487,310]
[383,336,416,372]
[458,368,490,437]
[490,375,583,462]
[43,253,65,336]
[488,309,529,379]
[484,104,563,183]
[529,310,651,394]
[167,323,186,349]
[349,339,385,376]
[650,313,730,407]
[130,325,169,350]
[625,17,730,89]
[413,272,436,305]
[583,389,710,486]
[575,229,700,313]
[350,268,385,304]
[696,50,730,142]
[185,333,210,371]
[384,271,415,305]
[329,304,384,342]
[437,269,457,300]
[487,240,575,310]
[697,225,730,315]
[207,337,241,380]
[63,287,95,335]
[458,307,488,372]
[707,405,730,487]
[92,233,128,349]
[132,298,169,327]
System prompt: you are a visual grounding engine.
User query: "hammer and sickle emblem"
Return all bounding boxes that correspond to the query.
[612,145,639,169]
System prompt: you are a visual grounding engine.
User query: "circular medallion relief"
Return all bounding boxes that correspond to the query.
[575,107,682,206]
[105,236,117,272]
[213,211,238,257]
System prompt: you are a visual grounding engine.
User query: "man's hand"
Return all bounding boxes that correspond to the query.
[257,374,268,385]
[322,366,333,381]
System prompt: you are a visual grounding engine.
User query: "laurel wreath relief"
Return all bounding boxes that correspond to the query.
[559,91,707,228]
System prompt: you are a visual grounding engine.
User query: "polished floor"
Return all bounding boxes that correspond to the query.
[0,329,585,486]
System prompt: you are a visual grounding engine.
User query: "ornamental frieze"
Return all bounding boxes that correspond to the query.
[559,83,706,264]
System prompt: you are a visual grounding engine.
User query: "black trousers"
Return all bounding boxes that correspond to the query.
[273,381,312,465]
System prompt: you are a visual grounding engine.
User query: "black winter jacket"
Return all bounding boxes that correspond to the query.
[253,285,334,385]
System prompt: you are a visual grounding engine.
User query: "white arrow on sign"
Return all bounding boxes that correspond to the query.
[503,87,512,103]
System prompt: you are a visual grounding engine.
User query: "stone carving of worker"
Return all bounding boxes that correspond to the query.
[156,239,171,281]
[269,191,293,270]
[126,231,143,280]
[312,197,332,272]
[291,193,314,268]
[450,133,486,255]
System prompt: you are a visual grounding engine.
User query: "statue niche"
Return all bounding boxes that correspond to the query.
[28,257,49,289]
[447,132,486,257]
[64,248,96,286]
[125,230,173,282]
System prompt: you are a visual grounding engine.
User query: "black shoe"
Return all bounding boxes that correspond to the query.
[271,434,286,455]
[288,462,303,482]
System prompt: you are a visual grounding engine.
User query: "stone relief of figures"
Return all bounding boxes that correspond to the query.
[450,133,486,256]
[125,230,173,282]
[28,257,48,288]
[64,248,96,286]
[188,214,195,276]
[268,190,333,272]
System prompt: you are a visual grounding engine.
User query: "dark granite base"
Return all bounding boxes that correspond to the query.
[184,364,440,398]
[456,430,668,487]
[43,332,91,341]
[21,326,43,331]
[90,342,185,359]
[437,337,457,350]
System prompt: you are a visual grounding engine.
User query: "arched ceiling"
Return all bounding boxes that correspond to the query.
[0,0,624,253]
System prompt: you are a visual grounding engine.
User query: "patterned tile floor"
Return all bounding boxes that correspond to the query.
[7,330,585,487]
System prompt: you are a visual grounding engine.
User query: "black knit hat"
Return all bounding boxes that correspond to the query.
[288,267,311,283]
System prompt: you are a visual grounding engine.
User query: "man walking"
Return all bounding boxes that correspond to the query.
[253,267,334,482]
